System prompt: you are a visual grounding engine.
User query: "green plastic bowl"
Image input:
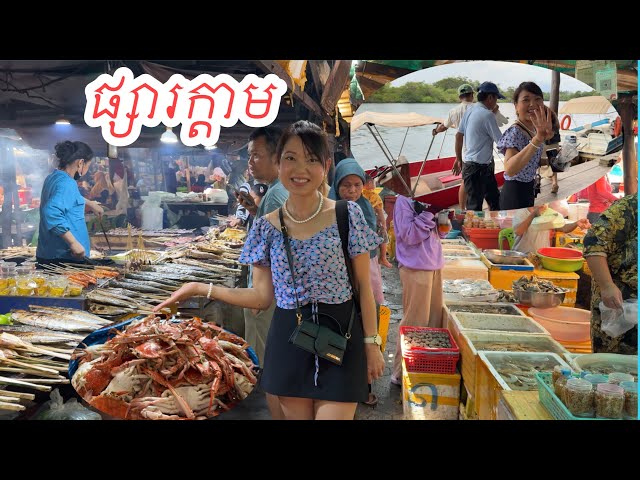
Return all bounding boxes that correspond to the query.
[537,253,583,272]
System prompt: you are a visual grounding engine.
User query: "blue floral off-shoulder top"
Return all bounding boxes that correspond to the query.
[238,201,382,309]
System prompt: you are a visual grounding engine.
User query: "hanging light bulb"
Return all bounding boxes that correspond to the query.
[55,114,70,125]
[160,126,179,144]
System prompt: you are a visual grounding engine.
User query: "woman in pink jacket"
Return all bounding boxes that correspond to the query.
[390,195,445,386]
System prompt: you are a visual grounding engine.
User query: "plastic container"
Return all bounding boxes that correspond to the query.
[564,377,595,418]
[48,277,69,297]
[608,372,635,385]
[451,312,549,335]
[620,381,638,420]
[554,368,572,402]
[583,374,609,391]
[595,383,624,419]
[571,353,638,379]
[528,306,591,342]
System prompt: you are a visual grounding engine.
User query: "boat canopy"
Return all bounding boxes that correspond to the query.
[559,96,615,115]
[351,111,444,131]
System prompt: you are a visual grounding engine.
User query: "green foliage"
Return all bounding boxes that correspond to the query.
[367,77,601,103]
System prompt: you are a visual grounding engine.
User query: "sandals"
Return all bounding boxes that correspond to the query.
[551,184,559,194]
[390,376,402,386]
[362,393,379,407]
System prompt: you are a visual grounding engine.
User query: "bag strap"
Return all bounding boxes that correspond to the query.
[336,200,357,339]
[279,207,303,324]
[336,200,359,305]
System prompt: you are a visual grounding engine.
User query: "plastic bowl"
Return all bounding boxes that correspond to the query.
[537,253,584,273]
[528,306,591,342]
[538,247,583,260]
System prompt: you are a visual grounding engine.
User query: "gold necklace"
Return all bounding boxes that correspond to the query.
[283,191,324,224]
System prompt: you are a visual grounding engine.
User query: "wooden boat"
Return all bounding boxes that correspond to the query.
[558,96,623,158]
[352,111,505,212]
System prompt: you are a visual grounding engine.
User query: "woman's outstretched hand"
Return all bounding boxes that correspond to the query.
[153,282,205,312]
[532,105,554,141]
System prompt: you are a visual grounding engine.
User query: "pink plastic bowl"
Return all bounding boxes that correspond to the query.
[528,306,591,342]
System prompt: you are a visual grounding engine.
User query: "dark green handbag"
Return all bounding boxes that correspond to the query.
[280,201,357,366]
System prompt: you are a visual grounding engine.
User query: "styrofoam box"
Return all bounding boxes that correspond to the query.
[451,312,550,335]
[402,366,461,421]
[441,238,469,246]
[569,353,638,379]
[478,351,572,392]
[444,301,527,318]
[457,329,569,399]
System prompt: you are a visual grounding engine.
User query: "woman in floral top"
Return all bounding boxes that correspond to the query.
[498,82,554,210]
[584,193,637,354]
[155,121,385,420]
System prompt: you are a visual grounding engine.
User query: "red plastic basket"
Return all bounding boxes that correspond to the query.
[400,327,460,374]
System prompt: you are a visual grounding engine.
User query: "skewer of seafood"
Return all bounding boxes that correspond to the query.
[0,333,71,361]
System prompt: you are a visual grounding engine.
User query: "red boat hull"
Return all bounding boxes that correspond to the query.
[365,156,506,214]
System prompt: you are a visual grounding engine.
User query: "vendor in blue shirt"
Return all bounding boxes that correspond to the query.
[36,141,104,264]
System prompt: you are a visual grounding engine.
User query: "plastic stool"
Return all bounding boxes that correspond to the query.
[498,227,515,250]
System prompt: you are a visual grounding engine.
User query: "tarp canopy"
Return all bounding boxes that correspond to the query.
[559,95,616,115]
[351,111,444,131]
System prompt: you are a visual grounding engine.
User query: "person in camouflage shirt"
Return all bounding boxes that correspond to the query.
[584,193,637,354]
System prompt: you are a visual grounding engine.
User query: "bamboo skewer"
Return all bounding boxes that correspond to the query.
[0,333,71,361]
[0,375,51,392]
[0,395,20,403]
[0,389,35,400]
[0,401,25,412]
[0,366,66,378]
[0,358,59,375]
[17,377,69,385]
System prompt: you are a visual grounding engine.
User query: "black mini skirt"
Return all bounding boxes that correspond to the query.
[259,300,368,403]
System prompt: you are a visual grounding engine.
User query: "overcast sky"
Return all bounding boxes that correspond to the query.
[391,61,594,92]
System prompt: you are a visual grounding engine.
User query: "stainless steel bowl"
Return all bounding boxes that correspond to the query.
[483,249,529,265]
[512,288,566,308]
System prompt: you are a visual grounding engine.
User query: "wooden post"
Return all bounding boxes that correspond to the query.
[320,60,352,114]
[618,94,637,195]
[550,70,560,113]
[0,139,17,248]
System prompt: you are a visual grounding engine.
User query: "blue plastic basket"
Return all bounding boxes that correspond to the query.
[535,372,610,421]
[68,316,259,379]
[445,229,461,239]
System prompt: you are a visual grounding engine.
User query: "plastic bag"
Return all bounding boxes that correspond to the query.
[34,389,102,420]
[600,299,638,338]
[552,141,579,171]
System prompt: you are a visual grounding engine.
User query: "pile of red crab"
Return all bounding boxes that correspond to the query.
[71,315,257,420]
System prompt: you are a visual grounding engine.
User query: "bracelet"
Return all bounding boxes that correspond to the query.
[529,140,543,150]
[207,282,213,300]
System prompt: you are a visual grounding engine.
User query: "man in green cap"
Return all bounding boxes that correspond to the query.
[432,83,476,136]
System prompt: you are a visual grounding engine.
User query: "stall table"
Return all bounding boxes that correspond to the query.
[497,391,553,420]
